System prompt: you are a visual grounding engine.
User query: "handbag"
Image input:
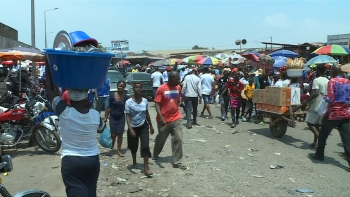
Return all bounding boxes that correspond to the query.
[99,127,112,148]
[317,97,328,116]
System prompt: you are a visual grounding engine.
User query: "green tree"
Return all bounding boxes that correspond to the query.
[141,50,149,54]
[192,45,208,50]
[98,42,103,48]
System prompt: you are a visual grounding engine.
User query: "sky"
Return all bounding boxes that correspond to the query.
[1,0,350,53]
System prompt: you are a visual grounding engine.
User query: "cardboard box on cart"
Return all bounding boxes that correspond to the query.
[252,89,266,103]
[267,87,301,106]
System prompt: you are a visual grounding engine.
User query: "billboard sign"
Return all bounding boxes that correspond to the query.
[327,34,350,48]
[111,40,129,52]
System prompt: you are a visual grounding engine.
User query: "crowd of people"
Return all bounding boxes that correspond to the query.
[40,57,350,196]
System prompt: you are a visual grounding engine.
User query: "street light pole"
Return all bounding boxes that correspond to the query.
[31,0,36,82]
[44,8,58,48]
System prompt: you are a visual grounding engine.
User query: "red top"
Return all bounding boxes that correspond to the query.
[225,79,244,98]
[300,94,309,103]
[154,84,181,123]
[326,77,350,120]
[62,90,71,106]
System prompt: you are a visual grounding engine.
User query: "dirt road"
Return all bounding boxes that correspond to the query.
[3,103,350,197]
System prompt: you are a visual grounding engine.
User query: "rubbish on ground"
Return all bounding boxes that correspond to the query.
[112,164,118,169]
[213,167,221,171]
[206,160,216,163]
[248,149,258,152]
[117,177,127,182]
[296,189,313,193]
[232,130,238,134]
[249,140,253,142]
[129,188,142,193]
[252,174,264,178]
[251,133,257,136]
[270,165,284,169]
[51,166,59,169]
[247,153,254,157]
[275,153,281,155]
[188,139,207,143]
[289,177,296,182]
[102,162,108,167]
[224,145,231,148]
[239,157,245,160]
[216,131,222,134]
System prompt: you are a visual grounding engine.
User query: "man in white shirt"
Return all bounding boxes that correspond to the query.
[275,72,290,87]
[200,67,214,119]
[181,68,202,128]
[180,67,188,82]
[302,64,329,149]
[151,68,163,98]
[162,67,172,83]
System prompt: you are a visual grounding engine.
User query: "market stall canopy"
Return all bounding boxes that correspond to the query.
[272,56,287,68]
[312,44,350,56]
[242,51,260,57]
[241,53,259,62]
[183,55,207,65]
[0,47,44,61]
[269,49,298,58]
[197,57,219,65]
[304,55,337,66]
[215,53,228,59]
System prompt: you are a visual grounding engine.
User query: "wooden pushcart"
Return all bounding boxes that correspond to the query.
[261,105,307,138]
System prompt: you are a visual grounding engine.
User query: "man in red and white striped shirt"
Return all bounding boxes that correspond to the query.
[310,65,350,171]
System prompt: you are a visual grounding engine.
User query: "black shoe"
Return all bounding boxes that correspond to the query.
[308,153,324,161]
[235,120,239,125]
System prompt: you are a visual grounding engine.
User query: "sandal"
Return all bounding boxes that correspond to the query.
[173,163,188,170]
[231,124,236,128]
[309,143,317,149]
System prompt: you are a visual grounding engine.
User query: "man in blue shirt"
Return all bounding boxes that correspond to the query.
[95,77,110,114]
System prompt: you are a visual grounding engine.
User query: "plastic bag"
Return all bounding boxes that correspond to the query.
[317,98,328,116]
[99,127,112,148]
[215,95,220,104]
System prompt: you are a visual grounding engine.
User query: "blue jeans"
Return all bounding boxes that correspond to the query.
[96,96,109,113]
[202,94,210,105]
[153,87,158,99]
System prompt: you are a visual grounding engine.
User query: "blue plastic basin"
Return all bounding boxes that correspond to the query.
[44,49,115,89]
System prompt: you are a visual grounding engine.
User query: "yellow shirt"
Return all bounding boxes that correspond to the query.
[244,84,255,99]
[132,69,138,72]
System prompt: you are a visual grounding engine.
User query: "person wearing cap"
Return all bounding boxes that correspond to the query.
[163,67,172,83]
[44,62,105,197]
[181,68,202,128]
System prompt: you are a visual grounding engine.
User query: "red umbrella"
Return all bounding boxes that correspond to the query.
[193,55,207,62]
[242,53,259,62]
[1,60,14,66]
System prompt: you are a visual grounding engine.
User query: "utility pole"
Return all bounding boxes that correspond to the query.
[270,36,272,51]
[31,0,37,81]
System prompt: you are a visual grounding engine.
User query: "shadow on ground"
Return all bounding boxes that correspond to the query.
[249,127,311,150]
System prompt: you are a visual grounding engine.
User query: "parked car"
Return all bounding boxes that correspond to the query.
[107,70,133,97]
[125,72,153,99]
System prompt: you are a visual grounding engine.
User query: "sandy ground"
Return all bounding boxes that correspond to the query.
[2,103,350,197]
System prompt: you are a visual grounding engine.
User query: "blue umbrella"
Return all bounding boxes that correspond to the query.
[269,49,298,58]
[242,51,260,57]
[272,56,287,68]
[304,55,337,66]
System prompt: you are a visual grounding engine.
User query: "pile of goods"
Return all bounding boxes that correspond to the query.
[285,57,304,77]
[45,31,114,89]
[252,87,301,114]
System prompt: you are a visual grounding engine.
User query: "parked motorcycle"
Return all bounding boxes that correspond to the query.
[0,96,61,153]
[0,150,51,197]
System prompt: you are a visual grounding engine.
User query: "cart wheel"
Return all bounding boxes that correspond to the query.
[269,117,288,138]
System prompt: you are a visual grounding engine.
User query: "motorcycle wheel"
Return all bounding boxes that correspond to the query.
[13,189,51,197]
[34,125,61,153]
